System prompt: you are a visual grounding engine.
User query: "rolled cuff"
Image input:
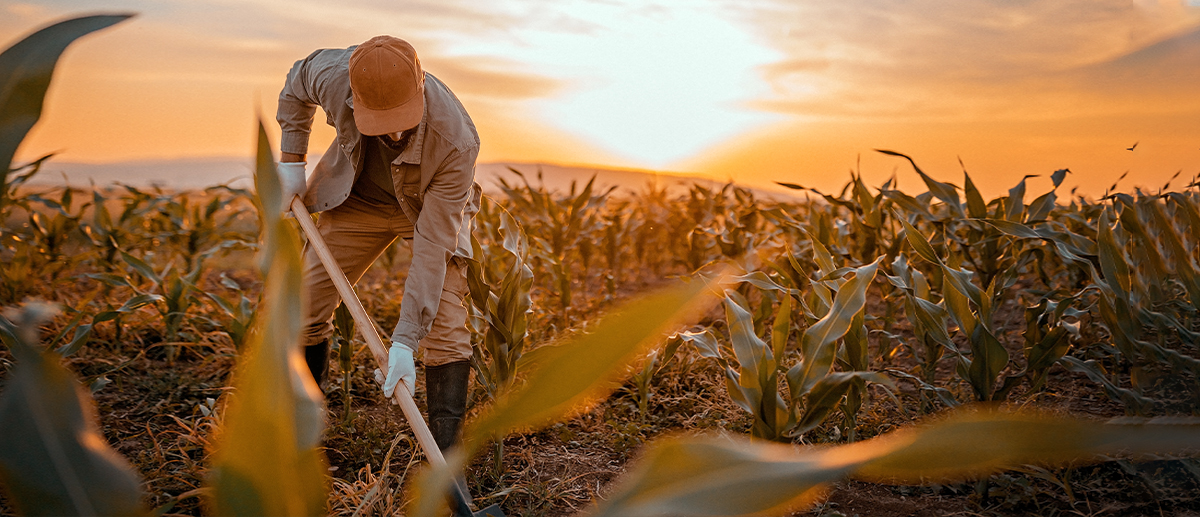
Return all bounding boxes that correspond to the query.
[280,130,311,156]
[390,320,427,349]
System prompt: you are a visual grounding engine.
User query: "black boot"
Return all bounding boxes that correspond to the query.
[425,360,471,451]
[303,340,330,390]
[426,360,474,516]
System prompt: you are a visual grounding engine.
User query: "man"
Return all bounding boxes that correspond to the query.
[276,35,481,453]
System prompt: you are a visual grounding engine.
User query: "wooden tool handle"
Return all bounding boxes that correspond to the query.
[289,196,448,469]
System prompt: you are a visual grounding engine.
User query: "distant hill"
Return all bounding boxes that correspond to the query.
[26,157,792,198]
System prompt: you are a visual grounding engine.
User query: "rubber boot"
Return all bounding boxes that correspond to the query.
[425,360,471,451]
[303,340,330,390]
[426,360,473,515]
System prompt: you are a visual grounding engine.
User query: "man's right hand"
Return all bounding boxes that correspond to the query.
[277,161,307,211]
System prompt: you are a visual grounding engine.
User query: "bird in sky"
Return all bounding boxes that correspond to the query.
[1127,141,1138,151]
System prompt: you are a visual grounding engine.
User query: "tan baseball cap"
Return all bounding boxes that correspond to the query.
[349,35,424,136]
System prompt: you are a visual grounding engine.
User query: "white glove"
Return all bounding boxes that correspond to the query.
[277,161,307,210]
[374,342,415,403]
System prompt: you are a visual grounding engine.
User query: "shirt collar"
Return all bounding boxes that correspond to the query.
[346,92,426,165]
[396,102,426,165]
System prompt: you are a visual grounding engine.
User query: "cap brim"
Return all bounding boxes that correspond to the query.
[353,91,423,136]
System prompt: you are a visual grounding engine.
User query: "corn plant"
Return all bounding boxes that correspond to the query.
[419,264,1200,517]
[465,206,534,400]
[0,304,147,516]
[332,301,355,423]
[884,253,957,388]
[497,170,612,326]
[626,349,660,423]
[205,273,258,350]
[0,13,144,516]
[120,248,207,357]
[23,186,85,279]
[156,188,253,272]
[899,214,1014,402]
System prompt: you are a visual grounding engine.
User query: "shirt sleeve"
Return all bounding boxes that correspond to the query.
[276,50,325,156]
[390,146,479,347]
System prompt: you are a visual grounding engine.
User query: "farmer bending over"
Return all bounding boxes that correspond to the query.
[276,35,481,454]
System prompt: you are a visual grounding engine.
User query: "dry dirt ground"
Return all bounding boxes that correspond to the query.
[2,275,1199,517]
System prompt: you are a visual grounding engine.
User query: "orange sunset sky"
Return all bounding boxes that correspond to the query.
[4,0,1200,197]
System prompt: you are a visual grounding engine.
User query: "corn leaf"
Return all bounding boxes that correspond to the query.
[466,276,716,443]
[0,305,146,517]
[876,149,962,216]
[789,258,881,397]
[771,294,792,364]
[1051,168,1070,188]
[1026,190,1057,222]
[0,14,132,210]
[592,410,1200,517]
[1006,175,1034,222]
[963,171,987,220]
[793,371,891,437]
[1060,357,1154,415]
[1147,200,1200,309]
[1096,211,1132,298]
[207,121,326,517]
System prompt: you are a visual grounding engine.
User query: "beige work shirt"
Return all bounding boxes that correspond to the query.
[277,46,482,347]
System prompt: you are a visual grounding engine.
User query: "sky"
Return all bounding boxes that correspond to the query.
[4,0,1200,197]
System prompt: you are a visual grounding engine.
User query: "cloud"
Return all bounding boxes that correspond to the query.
[425,57,566,100]
[680,0,1200,198]
[735,0,1200,121]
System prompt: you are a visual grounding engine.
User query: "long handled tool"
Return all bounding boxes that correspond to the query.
[290,196,504,517]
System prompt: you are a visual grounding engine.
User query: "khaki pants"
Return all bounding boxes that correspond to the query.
[299,195,472,366]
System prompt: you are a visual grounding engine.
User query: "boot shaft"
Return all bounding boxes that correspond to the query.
[425,360,471,451]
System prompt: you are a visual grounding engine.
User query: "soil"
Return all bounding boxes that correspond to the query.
[3,192,1199,517]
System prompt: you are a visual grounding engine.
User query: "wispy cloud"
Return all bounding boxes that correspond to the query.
[737,0,1200,121]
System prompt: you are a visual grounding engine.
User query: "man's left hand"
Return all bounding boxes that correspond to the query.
[374,342,415,403]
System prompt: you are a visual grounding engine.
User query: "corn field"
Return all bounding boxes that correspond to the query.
[3,14,1200,517]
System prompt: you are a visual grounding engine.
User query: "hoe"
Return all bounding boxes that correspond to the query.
[291,196,505,517]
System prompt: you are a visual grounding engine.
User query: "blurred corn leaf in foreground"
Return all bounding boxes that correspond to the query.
[593,410,1200,517]
[0,304,146,516]
[0,14,133,209]
[409,274,719,516]
[206,121,326,516]
[465,275,718,444]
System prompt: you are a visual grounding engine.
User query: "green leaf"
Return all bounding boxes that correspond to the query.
[978,218,1041,240]
[793,259,881,396]
[1060,357,1154,415]
[852,410,1199,483]
[1051,168,1070,188]
[0,305,146,516]
[208,120,327,516]
[966,323,1008,401]
[793,372,892,437]
[876,149,962,215]
[963,171,987,220]
[591,409,1200,517]
[896,213,942,266]
[724,291,770,389]
[771,294,792,365]
[880,189,934,220]
[1096,211,1131,298]
[1006,175,1035,222]
[667,328,724,363]
[1026,190,1057,222]
[1147,200,1200,310]
[466,276,716,443]
[1,14,133,211]
[119,250,160,285]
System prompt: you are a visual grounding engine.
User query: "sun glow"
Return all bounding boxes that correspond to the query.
[443,0,785,169]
